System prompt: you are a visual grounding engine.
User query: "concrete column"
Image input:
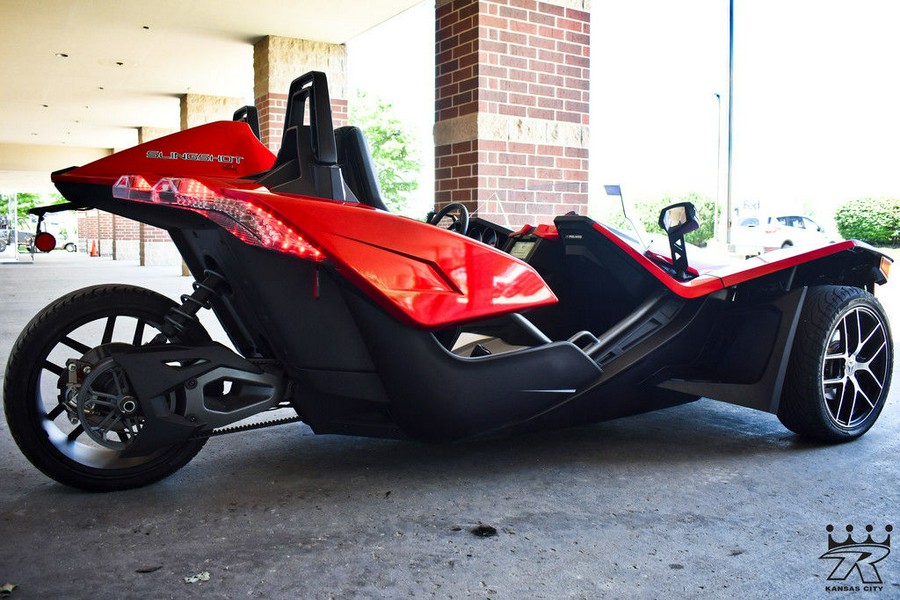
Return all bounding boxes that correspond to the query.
[253,36,348,152]
[137,127,177,144]
[180,94,245,130]
[434,0,591,228]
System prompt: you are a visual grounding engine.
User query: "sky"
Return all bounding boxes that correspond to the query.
[348,1,900,224]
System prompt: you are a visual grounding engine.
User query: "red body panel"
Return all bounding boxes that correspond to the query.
[591,223,867,298]
[52,122,276,186]
[235,189,558,328]
[709,241,861,288]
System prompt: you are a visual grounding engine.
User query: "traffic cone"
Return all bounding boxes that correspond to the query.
[89,240,99,257]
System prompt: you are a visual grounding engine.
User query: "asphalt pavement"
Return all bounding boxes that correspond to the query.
[1,251,898,599]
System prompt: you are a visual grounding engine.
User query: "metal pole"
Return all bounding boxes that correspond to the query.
[714,92,722,242]
[725,0,734,245]
[12,193,19,261]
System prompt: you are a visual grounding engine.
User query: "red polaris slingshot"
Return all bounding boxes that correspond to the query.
[4,72,893,491]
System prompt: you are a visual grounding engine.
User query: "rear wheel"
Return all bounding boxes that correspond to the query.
[3,284,211,491]
[778,286,892,441]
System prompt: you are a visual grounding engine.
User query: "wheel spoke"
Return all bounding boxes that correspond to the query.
[42,360,65,376]
[833,381,850,425]
[132,319,146,346]
[860,339,887,365]
[841,316,851,354]
[855,383,876,409]
[857,364,885,389]
[47,404,67,420]
[66,424,84,443]
[857,323,881,356]
[61,336,91,354]
[845,382,859,426]
[101,316,117,345]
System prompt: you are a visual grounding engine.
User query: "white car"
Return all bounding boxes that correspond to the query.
[730,215,834,257]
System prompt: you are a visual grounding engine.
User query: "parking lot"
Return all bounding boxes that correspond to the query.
[1,252,898,598]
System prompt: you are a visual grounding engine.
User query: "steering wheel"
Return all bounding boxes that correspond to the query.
[428,202,469,236]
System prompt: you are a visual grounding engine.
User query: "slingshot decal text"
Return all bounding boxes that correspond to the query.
[146,150,244,165]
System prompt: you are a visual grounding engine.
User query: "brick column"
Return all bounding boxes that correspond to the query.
[253,36,348,152]
[434,0,590,228]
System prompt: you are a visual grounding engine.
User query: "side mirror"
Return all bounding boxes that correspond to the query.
[658,202,700,237]
[658,202,700,279]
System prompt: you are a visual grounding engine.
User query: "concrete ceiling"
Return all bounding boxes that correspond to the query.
[0,0,424,192]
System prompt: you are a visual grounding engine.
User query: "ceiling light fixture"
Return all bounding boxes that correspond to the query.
[55,53,69,58]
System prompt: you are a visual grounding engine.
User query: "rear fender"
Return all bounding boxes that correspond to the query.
[51,121,276,189]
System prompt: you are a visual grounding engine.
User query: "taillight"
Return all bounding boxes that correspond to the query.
[112,175,325,262]
[112,175,153,201]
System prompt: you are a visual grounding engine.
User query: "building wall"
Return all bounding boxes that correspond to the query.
[433,0,591,228]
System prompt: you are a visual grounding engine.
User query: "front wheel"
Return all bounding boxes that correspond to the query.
[778,286,893,442]
[3,284,212,491]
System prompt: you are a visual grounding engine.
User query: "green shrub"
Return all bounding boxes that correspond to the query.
[834,198,900,246]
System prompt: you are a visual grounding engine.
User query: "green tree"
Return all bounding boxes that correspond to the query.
[1,192,66,219]
[349,92,421,214]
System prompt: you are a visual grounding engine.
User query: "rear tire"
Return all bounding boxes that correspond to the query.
[3,285,211,491]
[778,286,892,442]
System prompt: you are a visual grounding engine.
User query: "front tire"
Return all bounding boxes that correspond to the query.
[778,286,893,442]
[3,284,212,491]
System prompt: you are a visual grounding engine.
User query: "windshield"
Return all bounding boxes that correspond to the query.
[467,182,652,251]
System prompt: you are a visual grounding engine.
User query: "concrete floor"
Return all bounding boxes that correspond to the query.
[1,252,898,599]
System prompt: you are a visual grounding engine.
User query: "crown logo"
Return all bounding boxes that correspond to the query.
[827,524,892,550]
[821,524,893,585]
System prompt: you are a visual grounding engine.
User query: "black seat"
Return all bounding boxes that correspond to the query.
[232,105,261,140]
[334,126,388,211]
